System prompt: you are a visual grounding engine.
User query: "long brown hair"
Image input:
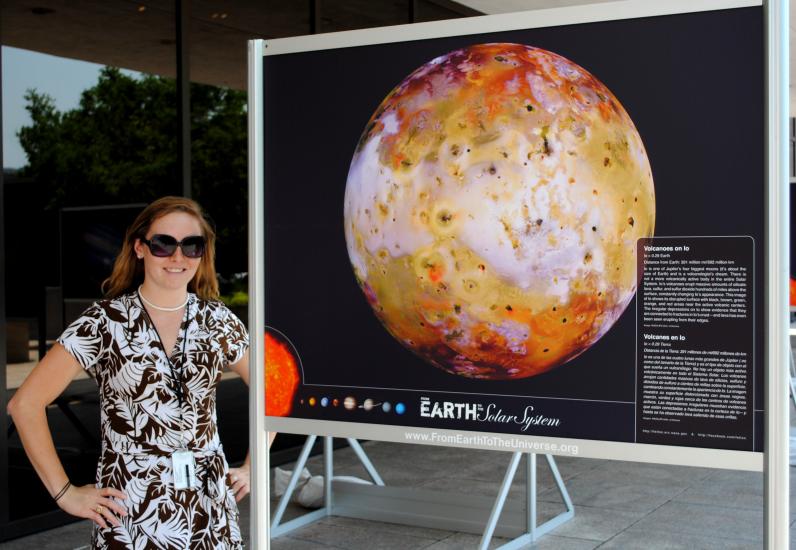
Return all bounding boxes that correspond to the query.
[102,197,220,300]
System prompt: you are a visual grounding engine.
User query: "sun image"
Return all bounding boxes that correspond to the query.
[344,43,655,380]
[265,329,300,416]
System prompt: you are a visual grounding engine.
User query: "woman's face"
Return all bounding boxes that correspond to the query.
[134,212,204,293]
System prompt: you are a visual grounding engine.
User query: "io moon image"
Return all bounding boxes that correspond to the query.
[343,43,655,380]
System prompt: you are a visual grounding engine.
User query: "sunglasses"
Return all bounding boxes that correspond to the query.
[141,234,206,258]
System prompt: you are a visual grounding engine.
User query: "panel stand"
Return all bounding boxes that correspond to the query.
[271,437,574,547]
[271,436,385,537]
[480,452,575,549]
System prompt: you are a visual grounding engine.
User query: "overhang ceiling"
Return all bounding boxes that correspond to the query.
[0,0,469,90]
[1,0,793,112]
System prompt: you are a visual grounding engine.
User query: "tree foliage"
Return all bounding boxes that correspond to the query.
[18,67,248,274]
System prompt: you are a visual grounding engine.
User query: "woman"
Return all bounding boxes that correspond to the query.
[8,197,251,548]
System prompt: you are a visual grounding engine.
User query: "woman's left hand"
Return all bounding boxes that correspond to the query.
[227,464,250,502]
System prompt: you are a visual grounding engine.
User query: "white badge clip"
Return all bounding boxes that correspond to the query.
[172,449,197,490]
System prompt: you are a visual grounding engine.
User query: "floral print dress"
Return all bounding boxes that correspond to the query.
[57,290,249,549]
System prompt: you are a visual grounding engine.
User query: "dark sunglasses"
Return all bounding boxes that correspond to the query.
[141,234,206,258]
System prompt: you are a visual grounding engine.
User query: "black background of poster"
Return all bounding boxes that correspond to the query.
[262,7,764,449]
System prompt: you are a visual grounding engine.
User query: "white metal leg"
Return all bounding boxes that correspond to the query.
[324,436,333,515]
[271,434,317,530]
[270,435,385,538]
[347,437,385,486]
[527,452,536,537]
[270,438,575,547]
[477,452,575,550]
[479,452,523,550]
[789,344,796,409]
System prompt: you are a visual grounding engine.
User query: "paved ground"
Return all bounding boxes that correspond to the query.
[3,434,793,549]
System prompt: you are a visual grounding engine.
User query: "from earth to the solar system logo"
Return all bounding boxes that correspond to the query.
[419,396,480,420]
[419,397,562,432]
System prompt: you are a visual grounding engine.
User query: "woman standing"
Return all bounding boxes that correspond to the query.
[8,197,251,548]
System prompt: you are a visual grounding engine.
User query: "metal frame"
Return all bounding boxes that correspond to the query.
[250,0,788,546]
[270,436,573,548]
[764,0,789,547]
[260,0,759,56]
[270,436,385,537]
[248,37,269,550]
[268,416,763,471]
[478,453,574,550]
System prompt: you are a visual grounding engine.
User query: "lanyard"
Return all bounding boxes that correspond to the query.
[137,293,191,408]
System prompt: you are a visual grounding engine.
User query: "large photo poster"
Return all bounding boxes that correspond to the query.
[261,4,764,459]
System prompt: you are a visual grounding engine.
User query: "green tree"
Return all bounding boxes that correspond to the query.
[18,66,248,275]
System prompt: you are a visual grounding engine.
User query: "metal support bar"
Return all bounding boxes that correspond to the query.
[271,507,327,538]
[765,0,790,547]
[527,452,536,537]
[271,436,384,538]
[479,452,522,550]
[479,453,574,550]
[247,38,268,550]
[546,455,574,512]
[324,436,333,515]
[271,435,317,528]
[346,438,385,486]
[270,440,574,546]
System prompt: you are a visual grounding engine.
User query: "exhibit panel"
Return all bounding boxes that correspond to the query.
[253,0,779,472]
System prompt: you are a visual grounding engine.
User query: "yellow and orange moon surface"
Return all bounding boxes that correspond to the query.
[344,43,655,380]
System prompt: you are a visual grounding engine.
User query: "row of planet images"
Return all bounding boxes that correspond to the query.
[299,396,407,414]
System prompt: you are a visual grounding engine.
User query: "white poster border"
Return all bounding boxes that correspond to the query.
[267,416,763,471]
[260,0,760,56]
[249,0,788,546]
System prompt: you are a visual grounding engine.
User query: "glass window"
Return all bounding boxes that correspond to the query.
[2,1,176,534]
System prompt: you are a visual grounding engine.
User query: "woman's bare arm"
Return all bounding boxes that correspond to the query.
[7,344,83,496]
[7,343,127,527]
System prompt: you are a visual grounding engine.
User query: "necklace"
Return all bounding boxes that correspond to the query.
[138,285,188,312]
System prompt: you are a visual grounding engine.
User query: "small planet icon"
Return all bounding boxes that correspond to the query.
[395,403,406,415]
[344,43,655,380]
[321,397,329,407]
[344,396,357,410]
[333,398,340,407]
[382,402,392,413]
[308,397,316,407]
[363,399,375,411]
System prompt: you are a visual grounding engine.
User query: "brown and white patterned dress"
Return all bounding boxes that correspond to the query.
[57,290,249,549]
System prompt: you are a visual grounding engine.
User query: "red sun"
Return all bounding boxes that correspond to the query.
[265,331,300,416]
[790,278,796,307]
